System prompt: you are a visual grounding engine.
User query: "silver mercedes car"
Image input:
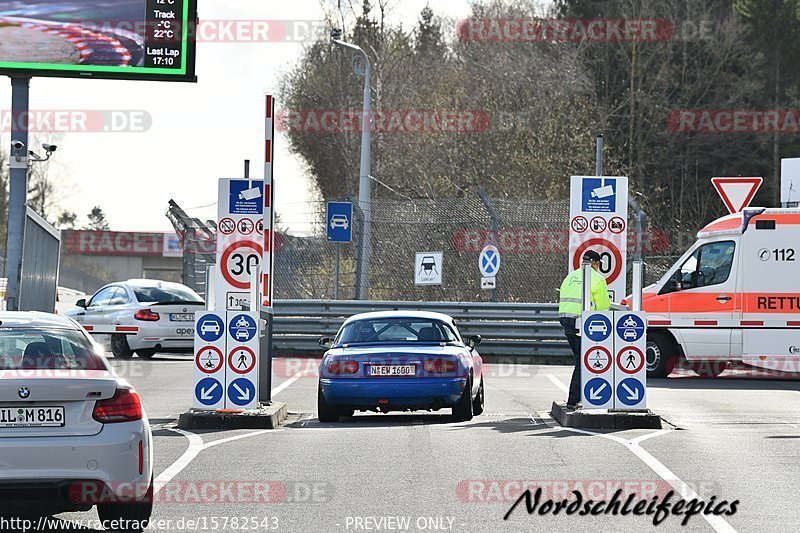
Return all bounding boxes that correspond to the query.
[0,312,153,525]
[64,279,205,359]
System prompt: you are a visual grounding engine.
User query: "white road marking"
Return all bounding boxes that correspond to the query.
[546,375,737,533]
[272,370,303,397]
[154,375,302,492]
[547,374,569,392]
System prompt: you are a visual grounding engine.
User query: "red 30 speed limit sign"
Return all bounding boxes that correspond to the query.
[220,240,263,290]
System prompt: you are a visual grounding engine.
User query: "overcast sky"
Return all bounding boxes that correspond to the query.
[1,0,474,234]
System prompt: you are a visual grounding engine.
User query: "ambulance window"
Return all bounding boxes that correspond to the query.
[679,241,735,290]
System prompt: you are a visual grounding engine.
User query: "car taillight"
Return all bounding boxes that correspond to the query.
[93,389,143,423]
[134,309,160,322]
[327,360,359,374]
[424,359,456,373]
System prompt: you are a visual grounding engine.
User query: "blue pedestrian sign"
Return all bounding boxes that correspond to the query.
[195,377,223,406]
[616,378,645,407]
[583,314,612,342]
[584,377,612,406]
[197,314,224,342]
[228,378,256,406]
[479,245,500,277]
[581,177,617,212]
[616,313,645,342]
[327,202,353,243]
[229,314,257,342]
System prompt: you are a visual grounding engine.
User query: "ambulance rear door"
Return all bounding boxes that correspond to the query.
[738,212,800,369]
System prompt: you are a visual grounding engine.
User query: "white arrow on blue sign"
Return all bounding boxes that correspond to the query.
[583,377,612,406]
[616,378,645,406]
[479,245,500,277]
[227,378,256,406]
[195,377,223,406]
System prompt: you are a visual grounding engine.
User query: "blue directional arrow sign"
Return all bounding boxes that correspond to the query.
[583,313,612,342]
[228,378,256,407]
[616,313,645,342]
[479,245,500,277]
[195,377,223,406]
[229,314,257,342]
[583,377,612,406]
[327,202,353,243]
[616,378,645,407]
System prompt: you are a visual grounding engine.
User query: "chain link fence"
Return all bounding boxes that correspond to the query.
[172,191,687,303]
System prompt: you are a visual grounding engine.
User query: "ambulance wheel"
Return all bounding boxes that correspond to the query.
[646,332,677,378]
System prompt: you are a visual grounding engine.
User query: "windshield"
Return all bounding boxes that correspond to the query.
[133,284,204,305]
[335,317,460,346]
[0,328,107,371]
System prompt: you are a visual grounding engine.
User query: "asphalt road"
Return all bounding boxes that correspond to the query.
[30,356,800,532]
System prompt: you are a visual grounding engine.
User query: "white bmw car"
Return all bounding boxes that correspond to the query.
[64,279,204,359]
[0,312,153,526]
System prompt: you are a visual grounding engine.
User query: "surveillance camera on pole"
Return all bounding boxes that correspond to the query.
[10,139,27,169]
[27,142,59,164]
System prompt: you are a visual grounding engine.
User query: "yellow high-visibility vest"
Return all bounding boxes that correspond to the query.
[558,268,611,317]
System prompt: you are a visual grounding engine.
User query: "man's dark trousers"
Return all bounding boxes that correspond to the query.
[560,317,581,405]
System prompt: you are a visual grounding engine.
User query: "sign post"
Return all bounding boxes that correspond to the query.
[193,312,226,409]
[569,176,628,302]
[479,244,500,290]
[327,201,353,299]
[580,311,614,409]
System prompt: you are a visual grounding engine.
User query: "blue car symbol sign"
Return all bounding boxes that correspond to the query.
[616,314,645,342]
[584,314,612,342]
[229,314,257,342]
[197,314,224,342]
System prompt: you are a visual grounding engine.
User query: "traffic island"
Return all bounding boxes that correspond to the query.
[178,402,288,430]
[550,401,662,430]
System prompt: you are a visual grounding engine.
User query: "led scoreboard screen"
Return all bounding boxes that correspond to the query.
[0,0,197,82]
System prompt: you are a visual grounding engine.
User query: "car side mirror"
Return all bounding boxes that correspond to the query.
[76,298,87,308]
[466,335,482,348]
[319,337,334,349]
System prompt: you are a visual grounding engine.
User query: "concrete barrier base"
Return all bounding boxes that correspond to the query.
[178,402,288,430]
[550,401,662,430]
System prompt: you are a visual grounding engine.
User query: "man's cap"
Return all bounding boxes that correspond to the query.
[583,250,602,263]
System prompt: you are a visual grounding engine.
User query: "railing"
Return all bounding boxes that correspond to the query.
[272,300,570,357]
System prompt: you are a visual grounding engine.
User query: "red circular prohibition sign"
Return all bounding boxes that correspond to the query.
[228,346,257,375]
[572,238,623,285]
[196,345,223,374]
[220,240,263,290]
[583,345,612,374]
[617,346,645,374]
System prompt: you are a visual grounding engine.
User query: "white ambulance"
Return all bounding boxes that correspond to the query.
[636,207,800,377]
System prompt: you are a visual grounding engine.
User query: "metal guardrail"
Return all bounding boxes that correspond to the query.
[272,300,570,357]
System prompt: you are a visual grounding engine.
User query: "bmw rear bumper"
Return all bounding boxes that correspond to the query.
[0,420,152,513]
[320,377,467,411]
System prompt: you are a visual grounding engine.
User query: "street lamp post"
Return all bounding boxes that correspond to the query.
[331,29,372,300]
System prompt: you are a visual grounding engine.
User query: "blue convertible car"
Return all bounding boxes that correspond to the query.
[317,311,484,422]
